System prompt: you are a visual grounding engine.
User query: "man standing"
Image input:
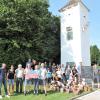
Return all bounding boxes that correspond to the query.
[15,64,24,94]
[0,63,10,99]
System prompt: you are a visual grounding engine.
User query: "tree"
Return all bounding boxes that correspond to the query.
[0,0,60,67]
[90,45,100,65]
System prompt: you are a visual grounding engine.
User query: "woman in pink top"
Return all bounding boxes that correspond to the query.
[24,64,33,96]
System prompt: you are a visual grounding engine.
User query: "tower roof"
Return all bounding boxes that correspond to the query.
[69,0,81,5]
[59,0,89,12]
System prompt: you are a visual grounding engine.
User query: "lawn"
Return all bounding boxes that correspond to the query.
[1,91,75,100]
[0,83,76,100]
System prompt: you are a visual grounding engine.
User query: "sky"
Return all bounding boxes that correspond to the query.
[49,0,100,48]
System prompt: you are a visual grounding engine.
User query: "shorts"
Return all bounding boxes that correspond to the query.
[8,79,14,85]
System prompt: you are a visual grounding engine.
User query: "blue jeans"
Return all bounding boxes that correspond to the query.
[0,79,8,95]
[24,79,32,94]
[34,78,39,94]
[24,79,32,86]
[96,75,100,83]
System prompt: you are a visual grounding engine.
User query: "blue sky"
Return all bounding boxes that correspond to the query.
[49,0,100,48]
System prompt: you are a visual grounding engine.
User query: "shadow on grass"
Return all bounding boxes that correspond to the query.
[12,90,59,97]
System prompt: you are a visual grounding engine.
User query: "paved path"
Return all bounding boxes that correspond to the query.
[75,90,100,100]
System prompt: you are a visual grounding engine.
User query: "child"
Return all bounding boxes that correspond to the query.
[46,68,52,85]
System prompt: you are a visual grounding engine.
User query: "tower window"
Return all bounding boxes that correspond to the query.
[66,27,73,40]
[83,16,86,18]
[68,14,71,16]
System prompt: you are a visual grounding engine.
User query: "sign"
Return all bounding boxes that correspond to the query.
[25,73,39,79]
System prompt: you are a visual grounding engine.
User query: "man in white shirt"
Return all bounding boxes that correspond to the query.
[15,64,24,93]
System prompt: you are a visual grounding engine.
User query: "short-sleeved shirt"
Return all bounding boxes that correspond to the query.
[46,71,52,78]
[40,68,47,79]
[8,70,14,79]
[33,69,40,79]
[15,69,23,78]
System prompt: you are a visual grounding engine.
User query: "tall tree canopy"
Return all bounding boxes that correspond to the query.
[0,0,60,66]
[90,45,100,65]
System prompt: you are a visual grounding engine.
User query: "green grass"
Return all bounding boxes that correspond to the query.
[0,83,76,100]
[1,92,75,100]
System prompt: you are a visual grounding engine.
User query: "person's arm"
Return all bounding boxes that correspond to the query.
[23,68,25,77]
[14,73,16,80]
[7,71,9,80]
[24,69,26,78]
[15,69,18,78]
[45,69,47,78]
[14,70,16,79]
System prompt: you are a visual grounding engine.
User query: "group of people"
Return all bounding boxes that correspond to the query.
[0,59,88,99]
[93,64,100,88]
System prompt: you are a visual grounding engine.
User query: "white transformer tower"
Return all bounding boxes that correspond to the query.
[59,0,92,84]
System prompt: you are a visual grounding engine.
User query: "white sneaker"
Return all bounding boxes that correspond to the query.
[0,95,3,99]
[5,95,10,98]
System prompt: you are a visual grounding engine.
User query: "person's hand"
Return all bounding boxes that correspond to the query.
[7,78,8,81]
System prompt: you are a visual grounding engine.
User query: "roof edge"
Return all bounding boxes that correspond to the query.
[59,1,90,12]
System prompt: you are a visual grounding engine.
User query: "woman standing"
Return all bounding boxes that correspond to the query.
[24,64,33,96]
[7,65,15,95]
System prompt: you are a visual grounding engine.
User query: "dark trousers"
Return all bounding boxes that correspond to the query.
[16,78,23,93]
[47,78,52,84]
[0,79,8,95]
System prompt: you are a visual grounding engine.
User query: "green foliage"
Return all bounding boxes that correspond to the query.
[90,45,100,65]
[0,0,60,67]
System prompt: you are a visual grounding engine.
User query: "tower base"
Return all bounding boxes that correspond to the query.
[81,66,93,85]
